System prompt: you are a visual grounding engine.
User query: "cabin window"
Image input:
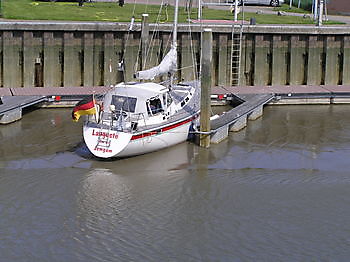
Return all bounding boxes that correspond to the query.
[111,95,137,113]
[147,97,163,116]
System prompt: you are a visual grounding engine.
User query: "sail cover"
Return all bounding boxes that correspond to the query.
[135,46,177,80]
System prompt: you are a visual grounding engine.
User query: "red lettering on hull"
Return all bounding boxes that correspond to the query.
[94,147,113,153]
[92,129,119,139]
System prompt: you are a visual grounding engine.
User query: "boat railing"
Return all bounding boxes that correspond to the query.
[94,111,147,133]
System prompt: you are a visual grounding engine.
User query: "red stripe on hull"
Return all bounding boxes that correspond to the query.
[131,115,198,141]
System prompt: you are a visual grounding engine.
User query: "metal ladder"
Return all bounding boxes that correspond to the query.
[96,131,111,149]
[230,24,243,86]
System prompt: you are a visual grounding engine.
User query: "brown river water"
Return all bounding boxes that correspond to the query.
[1,105,350,261]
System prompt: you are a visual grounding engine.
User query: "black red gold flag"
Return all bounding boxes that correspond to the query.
[72,96,96,122]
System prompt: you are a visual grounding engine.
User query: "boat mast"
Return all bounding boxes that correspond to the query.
[169,0,179,86]
[173,0,179,48]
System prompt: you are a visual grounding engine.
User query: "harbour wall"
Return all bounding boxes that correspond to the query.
[0,22,350,88]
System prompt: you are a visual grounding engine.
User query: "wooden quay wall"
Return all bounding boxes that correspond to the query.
[0,22,350,89]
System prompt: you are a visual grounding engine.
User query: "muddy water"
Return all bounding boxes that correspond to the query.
[1,105,350,261]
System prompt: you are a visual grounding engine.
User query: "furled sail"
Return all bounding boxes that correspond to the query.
[135,46,177,80]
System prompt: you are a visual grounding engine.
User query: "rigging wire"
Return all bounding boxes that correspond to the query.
[143,0,166,71]
[135,1,164,74]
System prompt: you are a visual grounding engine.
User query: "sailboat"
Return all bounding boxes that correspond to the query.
[82,0,201,158]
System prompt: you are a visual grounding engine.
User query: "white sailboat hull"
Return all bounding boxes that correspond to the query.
[83,118,194,158]
[119,120,192,157]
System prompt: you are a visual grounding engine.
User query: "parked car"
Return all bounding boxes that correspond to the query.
[226,0,284,7]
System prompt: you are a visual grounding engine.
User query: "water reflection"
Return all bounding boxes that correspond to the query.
[6,152,91,170]
[0,108,82,162]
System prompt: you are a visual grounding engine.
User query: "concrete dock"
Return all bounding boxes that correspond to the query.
[210,93,274,144]
[208,85,350,143]
[0,96,47,124]
[212,85,350,104]
[0,86,112,124]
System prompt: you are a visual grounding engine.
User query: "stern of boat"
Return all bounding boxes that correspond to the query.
[83,124,132,158]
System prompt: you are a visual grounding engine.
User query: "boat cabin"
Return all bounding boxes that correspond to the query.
[102,82,173,125]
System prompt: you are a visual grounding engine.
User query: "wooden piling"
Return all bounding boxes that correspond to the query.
[83,32,94,87]
[123,33,138,82]
[1,24,350,89]
[64,32,82,87]
[307,36,324,85]
[218,34,228,86]
[93,33,104,86]
[115,33,124,84]
[23,32,36,88]
[272,35,288,86]
[43,32,63,87]
[240,34,254,86]
[290,35,307,85]
[181,33,197,82]
[325,36,341,85]
[343,36,350,85]
[3,31,22,88]
[254,35,271,86]
[200,29,212,148]
[104,32,117,87]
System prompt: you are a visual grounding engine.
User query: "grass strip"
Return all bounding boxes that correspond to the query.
[2,0,343,24]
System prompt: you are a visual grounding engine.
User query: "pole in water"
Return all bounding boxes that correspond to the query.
[200,29,213,148]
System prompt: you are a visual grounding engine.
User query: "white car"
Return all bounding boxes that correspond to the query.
[227,0,284,7]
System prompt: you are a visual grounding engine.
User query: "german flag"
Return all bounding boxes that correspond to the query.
[72,95,96,122]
